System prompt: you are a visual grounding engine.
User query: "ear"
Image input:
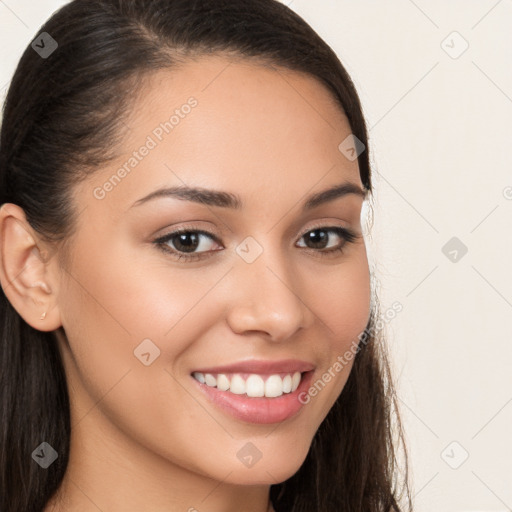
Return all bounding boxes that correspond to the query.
[0,203,62,332]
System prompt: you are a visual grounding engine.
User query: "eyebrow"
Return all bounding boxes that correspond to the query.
[130,181,367,211]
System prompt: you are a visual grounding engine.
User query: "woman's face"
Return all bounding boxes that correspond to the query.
[49,55,371,486]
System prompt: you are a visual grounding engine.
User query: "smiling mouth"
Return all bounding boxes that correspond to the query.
[191,371,303,398]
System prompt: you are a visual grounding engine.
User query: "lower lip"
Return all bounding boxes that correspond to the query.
[191,371,314,424]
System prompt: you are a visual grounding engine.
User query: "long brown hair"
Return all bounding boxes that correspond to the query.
[0,1,412,510]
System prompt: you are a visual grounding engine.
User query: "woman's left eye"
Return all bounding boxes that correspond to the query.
[153,225,359,262]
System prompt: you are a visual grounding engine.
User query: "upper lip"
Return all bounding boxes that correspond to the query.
[191,359,315,375]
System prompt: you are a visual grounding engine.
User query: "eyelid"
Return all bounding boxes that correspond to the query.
[296,219,354,240]
[153,219,356,246]
[153,222,221,241]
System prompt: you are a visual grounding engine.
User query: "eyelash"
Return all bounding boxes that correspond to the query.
[153,223,359,262]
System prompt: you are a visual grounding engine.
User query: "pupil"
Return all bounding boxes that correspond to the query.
[308,230,327,248]
[176,232,199,252]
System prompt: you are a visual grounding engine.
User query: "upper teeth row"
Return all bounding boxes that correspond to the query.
[192,371,302,398]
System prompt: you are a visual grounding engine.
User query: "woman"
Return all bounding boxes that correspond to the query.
[0,0,412,510]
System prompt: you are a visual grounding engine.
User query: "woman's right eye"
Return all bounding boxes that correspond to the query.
[153,228,222,262]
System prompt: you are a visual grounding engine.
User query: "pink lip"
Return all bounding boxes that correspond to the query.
[191,358,315,375]
[190,369,315,424]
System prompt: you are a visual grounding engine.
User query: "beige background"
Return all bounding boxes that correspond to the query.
[1,1,511,510]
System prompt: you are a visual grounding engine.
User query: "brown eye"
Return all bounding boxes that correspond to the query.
[154,228,222,261]
[296,226,358,255]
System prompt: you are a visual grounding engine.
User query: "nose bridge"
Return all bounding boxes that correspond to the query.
[226,235,308,338]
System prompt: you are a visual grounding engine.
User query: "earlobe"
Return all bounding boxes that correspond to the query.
[0,203,61,332]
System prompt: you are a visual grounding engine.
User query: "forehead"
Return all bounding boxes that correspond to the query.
[83,54,362,216]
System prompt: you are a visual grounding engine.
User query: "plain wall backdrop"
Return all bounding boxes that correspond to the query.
[1,1,511,511]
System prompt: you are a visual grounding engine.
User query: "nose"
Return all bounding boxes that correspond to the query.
[225,244,312,342]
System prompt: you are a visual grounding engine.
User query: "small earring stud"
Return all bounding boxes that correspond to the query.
[40,311,47,320]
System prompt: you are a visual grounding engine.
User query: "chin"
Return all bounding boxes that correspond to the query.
[215,442,311,486]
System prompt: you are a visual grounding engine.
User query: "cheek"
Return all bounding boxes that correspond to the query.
[60,234,217,354]
[332,266,371,349]
[297,254,371,417]
[56,247,236,472]
[309,253,371,351]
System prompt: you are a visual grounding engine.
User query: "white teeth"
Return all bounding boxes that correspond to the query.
[282,374,292,393]
[216,373,230,391]
[204,373,216,387]
[246,374,265,397]
[291,371,301,392]
[229,374,246,394]
[192,371,303,398]
[265,375,284,397]
[193,372,205,384]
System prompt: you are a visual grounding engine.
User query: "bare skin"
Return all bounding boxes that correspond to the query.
[0,54,371,511]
